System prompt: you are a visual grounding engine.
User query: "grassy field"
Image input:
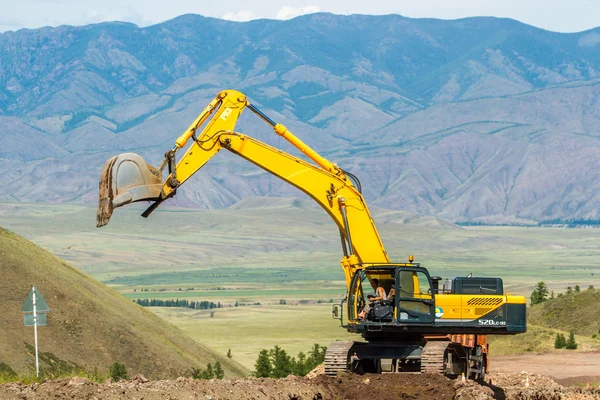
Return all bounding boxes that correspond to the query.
[1,199,599,296]
[151,304,356,370]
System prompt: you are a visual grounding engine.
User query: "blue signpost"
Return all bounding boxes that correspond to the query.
[21,287,50,377]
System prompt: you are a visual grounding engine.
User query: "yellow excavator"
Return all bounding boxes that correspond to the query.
[97,89,526,378]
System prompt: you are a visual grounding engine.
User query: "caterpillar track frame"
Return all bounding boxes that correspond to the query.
[97,89,526,379]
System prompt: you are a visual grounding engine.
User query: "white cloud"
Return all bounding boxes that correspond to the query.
[275,5,320,20]
[221,10,257,22]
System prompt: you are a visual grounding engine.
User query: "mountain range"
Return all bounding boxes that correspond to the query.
[1,13,600,223]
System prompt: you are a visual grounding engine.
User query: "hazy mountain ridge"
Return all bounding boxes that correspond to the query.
[1,13,600,222]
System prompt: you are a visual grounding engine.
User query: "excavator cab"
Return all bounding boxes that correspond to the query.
[347,266,435,326]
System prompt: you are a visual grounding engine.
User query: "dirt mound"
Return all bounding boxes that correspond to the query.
[454,378,495,399]
[454,373,600,400]
[305,364,324,379]
[1,373,599,400]
[490,372,562,390]
[0,373,455,400]
[0,376,335,400]
[487,373,597,399]
[312,373,455,400]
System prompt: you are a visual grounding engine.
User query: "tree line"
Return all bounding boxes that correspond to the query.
[109,361,226,381]
[134,298,222,309]
[190,362,225,380]
[538,219,600,227]
[554,332,578,350]
[254,344,327,378]
[530,282,594,305]
[529,281,595,350]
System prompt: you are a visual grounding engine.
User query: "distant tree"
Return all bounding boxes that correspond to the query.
[269,345,292,378]
[554,333,566,349]
[191,363,216,380]
[531,282,549,305]
[110,362,128,381]
[279,299,287,305]
[214,362,224,379]
[210,311,215,318]
[566,332,578,350]
[575,285,581,293]
[588,285,595,291]
[566,286,573,295]
[291,352,309,376]
[227,349,232,358]
[308,344,327,367]
[204,363,214,379]
[254,350,272,378]
[190,367,203,379]
[255,344,328,378]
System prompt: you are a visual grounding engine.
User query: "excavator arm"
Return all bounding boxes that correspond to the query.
[97,89,389,286]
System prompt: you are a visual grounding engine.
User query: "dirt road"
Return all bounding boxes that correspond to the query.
[493,351,600,384]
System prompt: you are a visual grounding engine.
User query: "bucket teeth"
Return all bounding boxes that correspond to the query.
[97,156,117,228]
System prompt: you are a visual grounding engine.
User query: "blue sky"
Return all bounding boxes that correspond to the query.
[0,0,598,33]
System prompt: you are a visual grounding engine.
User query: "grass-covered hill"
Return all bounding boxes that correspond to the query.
[490,288,600,355]
[528,288,600,337]
[0,227,248,379]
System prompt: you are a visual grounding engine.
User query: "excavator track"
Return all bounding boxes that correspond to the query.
[420,341,449,374]
[324,341,355,376]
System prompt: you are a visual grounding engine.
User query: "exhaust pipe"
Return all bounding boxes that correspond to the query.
[96,153,164,227]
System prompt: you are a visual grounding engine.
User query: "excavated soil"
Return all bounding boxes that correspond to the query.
[1,373,599,400]
[0,373,453,400]
[455,373,600,400]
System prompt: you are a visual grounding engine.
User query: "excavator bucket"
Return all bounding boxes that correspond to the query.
[97,153,163,227]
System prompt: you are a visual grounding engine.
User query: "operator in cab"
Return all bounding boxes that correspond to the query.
[358,278,386,320]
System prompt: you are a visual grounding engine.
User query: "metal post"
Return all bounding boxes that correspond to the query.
[33,287,39,378]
